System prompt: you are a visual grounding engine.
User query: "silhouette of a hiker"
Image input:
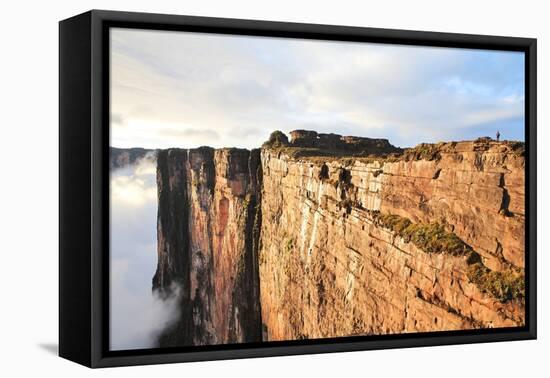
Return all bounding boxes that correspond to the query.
[496,130,500,141]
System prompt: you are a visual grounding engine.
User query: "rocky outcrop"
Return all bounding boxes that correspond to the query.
[110,147,154,169]
[258,138,525,341]
[288,129,402,155]
[153,148,262,346]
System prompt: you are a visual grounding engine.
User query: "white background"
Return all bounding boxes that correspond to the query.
[0,0,547,376]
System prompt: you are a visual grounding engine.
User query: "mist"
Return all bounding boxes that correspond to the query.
[109,156,180,350]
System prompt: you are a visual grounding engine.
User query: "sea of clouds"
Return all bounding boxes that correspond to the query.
[109,156,180,351]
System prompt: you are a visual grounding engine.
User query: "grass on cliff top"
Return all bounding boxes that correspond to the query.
[367,210,524,303]
[268,146,403,165]
[265,142,443,165]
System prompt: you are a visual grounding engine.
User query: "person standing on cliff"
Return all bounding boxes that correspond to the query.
[496,130,500,141]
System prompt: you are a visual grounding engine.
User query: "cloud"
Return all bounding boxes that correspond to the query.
[159,127,220,140]
[110,259,181,350]
[110,28,524,148]
[111,175,156,207]
[111,113,125,126]
[110,158,180,350]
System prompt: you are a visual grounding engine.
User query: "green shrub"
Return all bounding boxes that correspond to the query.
[263,130,289,148]
[467,263,525,302]
[285,238,294,252]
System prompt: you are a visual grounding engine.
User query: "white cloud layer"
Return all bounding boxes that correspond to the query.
[110,158,180,350]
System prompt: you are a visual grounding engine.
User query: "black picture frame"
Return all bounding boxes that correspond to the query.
[59,9,537,368]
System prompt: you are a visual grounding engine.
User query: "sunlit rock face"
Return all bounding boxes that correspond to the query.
[258,139,524,341]
[151,132,525,345]
[376,140,525,271]
[153,147,262,346]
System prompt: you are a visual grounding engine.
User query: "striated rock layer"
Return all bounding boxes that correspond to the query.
[153,147,262,346]
[258,139,525,341]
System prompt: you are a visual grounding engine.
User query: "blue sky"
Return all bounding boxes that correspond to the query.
[110,28,525,149]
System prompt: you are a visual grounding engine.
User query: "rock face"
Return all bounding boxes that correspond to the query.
[153,147,262,346]
[151,131,525,345]
[258,138,525,341]
[380,140,525,271]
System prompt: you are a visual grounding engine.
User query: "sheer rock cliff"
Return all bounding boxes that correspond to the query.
[153,147,262,346]
[151,131,525,345]
[258,138,525,340]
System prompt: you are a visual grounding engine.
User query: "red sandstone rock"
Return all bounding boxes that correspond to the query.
[258,140,524,341]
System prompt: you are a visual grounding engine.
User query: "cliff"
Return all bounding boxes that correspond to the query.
[153,147,262,346]
[149,130,525,345]
[258,137,525,341]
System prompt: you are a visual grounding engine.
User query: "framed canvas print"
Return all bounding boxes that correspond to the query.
[59,10,537,368]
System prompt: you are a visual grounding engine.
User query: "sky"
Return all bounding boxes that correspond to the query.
[110,28,524,149]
